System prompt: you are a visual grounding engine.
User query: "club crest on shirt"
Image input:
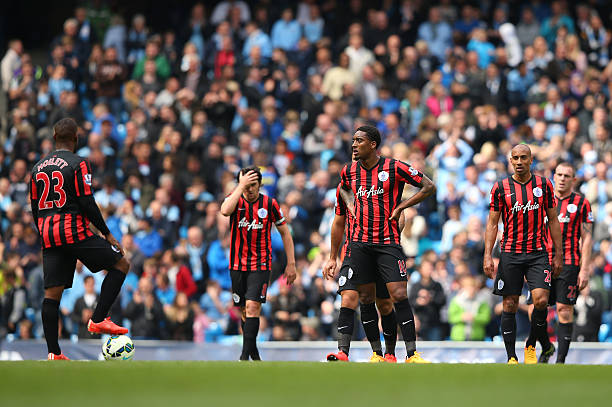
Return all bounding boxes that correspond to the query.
[533,187,542,198]
[409,167,419,177]
[257,208,268,218]
[378,171,389,182]
[84,173,92,186]
[567,204,577,214]
[587,211,594,222]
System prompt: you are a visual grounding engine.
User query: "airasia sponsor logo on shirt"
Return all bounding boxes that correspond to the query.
[511,200,540,214]
[356,185,384,199]
[238,217,264,230]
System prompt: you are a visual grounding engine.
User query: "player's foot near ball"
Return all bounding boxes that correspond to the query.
[507,357,519,365]
[47,353,70,360]
[384,353,397,363]
[405,351,431,364]
[369,353,386,363]
[524,346,537,364]
[538,343,556,364]
[87,317,128,335]
[326,350,349,362]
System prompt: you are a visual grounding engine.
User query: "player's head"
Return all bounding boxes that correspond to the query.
[509,144,532,177]
[238,166,262,202]
[53,118,78,152]
[554,162,576,195]
[352,125,380,161]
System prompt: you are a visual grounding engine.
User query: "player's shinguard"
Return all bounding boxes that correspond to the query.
[484,145,563,364]
[30,119,130,359]
[221,167,296,361]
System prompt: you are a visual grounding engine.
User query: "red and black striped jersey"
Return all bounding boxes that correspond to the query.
[544,192,593,266]
[334,184,354,257]
[228,193,286,272]
[489,175,555,253]
[30,150,100,248]
[340,157,423,245]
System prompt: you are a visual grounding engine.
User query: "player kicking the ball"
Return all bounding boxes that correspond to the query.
[30,118,130,360]
[221,166,296,360]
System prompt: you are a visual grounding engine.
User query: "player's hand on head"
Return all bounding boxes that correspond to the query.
[284,263,297,285]
[238,170,258,189]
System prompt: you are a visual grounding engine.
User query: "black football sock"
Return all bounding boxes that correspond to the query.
[394,299,417,357]
[337,307,355,356]
[42,298,61,355]
[556,322,573,364]
[243,317,260,361]
[501,311,518,360]
[536,309,552,351]
[381,310,397,356]
[527,307,548,348]
[360,302,382,356]
[92,268,126,323]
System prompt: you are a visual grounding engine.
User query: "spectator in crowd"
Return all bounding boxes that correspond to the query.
[71,275,99,338]
[448,276,491,341]
[125,276,166,339]
[409,260,446,340]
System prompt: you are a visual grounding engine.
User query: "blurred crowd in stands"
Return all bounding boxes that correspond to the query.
[1,0,612,344]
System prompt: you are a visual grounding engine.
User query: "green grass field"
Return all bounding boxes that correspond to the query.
[0,362,610,407]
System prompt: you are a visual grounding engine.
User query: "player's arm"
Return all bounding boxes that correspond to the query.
[276,223,297,285]
[220,170,258,216]
[483,210,500,279]
[29,176,39,232]
[546,206,564,278]
[398,210,406,232]
[323,213,346,280]
[579,222,593,290]
[338,188,355,218]
[390,174,435,221]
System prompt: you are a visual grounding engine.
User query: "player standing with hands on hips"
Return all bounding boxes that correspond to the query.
[484,144,563,364]
[221,167,296,361]
[30,118,130,360]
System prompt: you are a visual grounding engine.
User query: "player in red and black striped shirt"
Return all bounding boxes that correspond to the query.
[30,118,130,360]
[221,166,296,361]
[484,144,563,364]
[542,162,594,363]
[324,125,436,363]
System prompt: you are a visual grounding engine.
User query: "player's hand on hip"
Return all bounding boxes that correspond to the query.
[483,255,495,279]
[578,269,590,291]
[323,258,337,280]
[552,254,563,278]
[284,263,297,285]
[105,233,125,256]
[389,208,403,222]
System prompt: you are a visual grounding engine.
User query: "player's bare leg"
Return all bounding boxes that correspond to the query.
[556,302,573,363]
[501,295,519,363]
[387,281,428,363]
[43,285,68,359]
[376,297,397,362]
[88,257,130,335]
[525,288,551,363]
[327,290,357,361]
[241,300,262,361]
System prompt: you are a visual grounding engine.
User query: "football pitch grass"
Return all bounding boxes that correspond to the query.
[1,361,610,407]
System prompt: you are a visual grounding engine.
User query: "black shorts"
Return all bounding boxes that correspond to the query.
[230,270,270,306]
[528,265,579,306]
[42,235,124,289]
[493,251,551,297]
[346,242,407,286]
[336,261,390,298]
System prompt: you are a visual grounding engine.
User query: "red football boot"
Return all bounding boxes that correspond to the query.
[48,353,70,360]
[88,317,128,335]
[326,350,349,362]
[384,353,397,363]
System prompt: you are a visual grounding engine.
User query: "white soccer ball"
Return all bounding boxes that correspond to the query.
[102,335,135,361]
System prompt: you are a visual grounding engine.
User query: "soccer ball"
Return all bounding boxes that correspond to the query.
[102,335,135,361]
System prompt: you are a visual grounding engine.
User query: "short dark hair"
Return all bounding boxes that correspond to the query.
[236,166,263,184]
[53,118,78,144]
[556,161,575,175]
[356,125,381,148]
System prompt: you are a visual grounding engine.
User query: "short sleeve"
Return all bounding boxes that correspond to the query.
[340,165,350,189]
[74,160,93,197]
[583,198,594,223]
[490,182,501,211]
[545,178,555,209]
[270,198,286,226]
[335,185,346,216]
[396,160,423,187]
[30,175,38,200]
